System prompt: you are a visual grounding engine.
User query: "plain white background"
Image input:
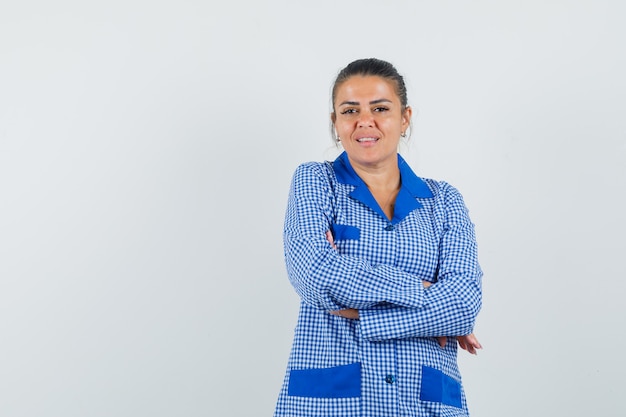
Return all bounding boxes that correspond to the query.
[1,1,625,416]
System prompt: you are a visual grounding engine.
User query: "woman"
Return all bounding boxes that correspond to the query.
[274,58,483,417]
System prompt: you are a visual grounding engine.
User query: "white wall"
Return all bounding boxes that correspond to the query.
[1,1,624,416]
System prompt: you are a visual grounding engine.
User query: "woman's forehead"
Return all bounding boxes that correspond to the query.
[335,76,399,103]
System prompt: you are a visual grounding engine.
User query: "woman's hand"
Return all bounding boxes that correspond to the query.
[325,230,337,249]
[330,308,360,319]
[436,333,482,354]
[456,333,482,354]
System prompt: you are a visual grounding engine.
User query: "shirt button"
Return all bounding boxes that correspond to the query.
[384,374,396,384]
[384,224,394,231]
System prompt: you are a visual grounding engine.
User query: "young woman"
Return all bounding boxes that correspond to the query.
[274,58,483,417]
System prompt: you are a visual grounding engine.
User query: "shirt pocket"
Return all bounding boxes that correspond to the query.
[287,362,361,398]
[419,365,463,408]
[331,223,360,241]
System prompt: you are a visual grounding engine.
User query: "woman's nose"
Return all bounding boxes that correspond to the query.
[357,110,374,127]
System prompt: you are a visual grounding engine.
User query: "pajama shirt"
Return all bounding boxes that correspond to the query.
[274,152,482,417]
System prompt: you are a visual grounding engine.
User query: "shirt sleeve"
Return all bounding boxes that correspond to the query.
[284,163,426,311]
[358,182,483,340]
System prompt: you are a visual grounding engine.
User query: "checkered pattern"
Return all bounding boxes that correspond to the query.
[274,152,482,417]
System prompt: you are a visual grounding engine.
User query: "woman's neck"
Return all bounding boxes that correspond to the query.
[349,158,401,192]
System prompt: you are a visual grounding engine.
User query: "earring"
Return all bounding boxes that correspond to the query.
[401,132,407,138]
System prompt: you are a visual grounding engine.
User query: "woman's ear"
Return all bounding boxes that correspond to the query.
[402,106,413,128]
[330,113,340,142]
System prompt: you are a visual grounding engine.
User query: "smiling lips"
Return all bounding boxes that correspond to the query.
[356,137,379,143]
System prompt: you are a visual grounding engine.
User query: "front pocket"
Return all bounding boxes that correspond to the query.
[287,362,361,398]
[419,365,463,408]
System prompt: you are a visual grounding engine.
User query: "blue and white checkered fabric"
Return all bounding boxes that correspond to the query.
[274,152,482,417]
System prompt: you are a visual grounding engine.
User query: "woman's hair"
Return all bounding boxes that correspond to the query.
[331,58,409,113]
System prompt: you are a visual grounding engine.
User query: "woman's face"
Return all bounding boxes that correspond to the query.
[332,75,411,171]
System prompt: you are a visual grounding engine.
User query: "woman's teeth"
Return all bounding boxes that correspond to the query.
[357,137,378,142]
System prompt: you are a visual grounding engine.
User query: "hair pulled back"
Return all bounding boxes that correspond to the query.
[331,58,409,113]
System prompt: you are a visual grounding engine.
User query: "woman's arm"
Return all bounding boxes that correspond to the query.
[286,164,482,343]
[331,305,482,354]
[284,163,428,312]
[331,183,482,342]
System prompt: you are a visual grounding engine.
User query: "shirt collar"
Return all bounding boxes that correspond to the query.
[332,151,433,224]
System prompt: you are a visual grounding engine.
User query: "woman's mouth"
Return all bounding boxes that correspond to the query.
[356,137,379,143]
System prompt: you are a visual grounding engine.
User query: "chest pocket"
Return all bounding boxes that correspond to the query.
[331,223,360,241]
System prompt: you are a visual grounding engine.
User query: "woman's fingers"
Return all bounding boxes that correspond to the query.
[329,309,359,319]
[325,230,336,249]
[456,334,482,355]
[458,337,468,351]
[436,336,447,348]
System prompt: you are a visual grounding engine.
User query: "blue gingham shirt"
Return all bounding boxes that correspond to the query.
[274,152,482,417]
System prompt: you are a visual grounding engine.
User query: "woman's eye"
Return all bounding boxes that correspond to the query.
[374,106,389,112]
[340,108,357,115]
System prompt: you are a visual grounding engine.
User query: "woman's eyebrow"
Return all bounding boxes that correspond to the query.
[370,98,392,105]
[338,98,392,106]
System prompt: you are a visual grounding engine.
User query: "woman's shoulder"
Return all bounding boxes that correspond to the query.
[292,160,335,180]
[294,160,333,171]
[421,177,458,194]
[289,160,338,193]
[419,177,466,205]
